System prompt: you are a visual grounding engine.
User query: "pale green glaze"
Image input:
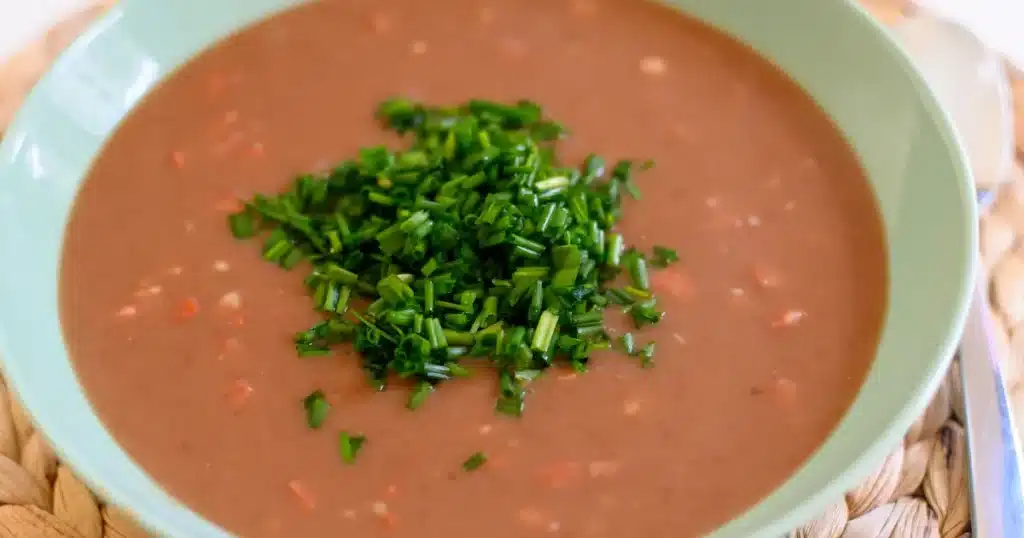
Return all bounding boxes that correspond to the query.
[0,0,975,536]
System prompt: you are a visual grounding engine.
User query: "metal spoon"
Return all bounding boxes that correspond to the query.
[961,177,1022,538]
[958,256,1024,537]
[891,11,1023,536]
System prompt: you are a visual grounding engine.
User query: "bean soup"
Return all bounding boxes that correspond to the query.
[60,0,888,536]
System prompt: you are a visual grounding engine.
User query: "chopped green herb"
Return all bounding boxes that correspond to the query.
[496,371,526,418]
[338,432,366,464]
[228,211,257,239]
[462,451,488,471]
[651,246,679,268]
[640,341,656,368]
[297,345,331,358]
[280,247,305,270]
[303,390,330,429]
[620,333,636,355]
[514,369,543,382]
[627,298,664,329]
[407,381,434,410]
[624,250,650,291]
[611,159,644,200]
[230,98,674,418]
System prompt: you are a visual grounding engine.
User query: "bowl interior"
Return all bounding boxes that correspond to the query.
[0,0,974,536]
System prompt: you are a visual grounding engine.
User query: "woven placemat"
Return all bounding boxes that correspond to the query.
[0,1,1019,537]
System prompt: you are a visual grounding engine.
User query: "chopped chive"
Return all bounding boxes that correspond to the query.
[228,211,257,239]
[627,298,664,328]
[531,310,559,352]
[303,390,330,429]
[424,279,435,314]
[280,248,304,270]
[625,252,650,291]
[324,264,359,285]
[407,381,433,410]
[443,330,475,347]
[535,176,570,191]
[624,286,651,300]
[426,318,448,349]
[436,300,472,313]
[263,237,292,263]
[651,245,679,268]
[515,369,543,383]
[605,288,634,305]
[462,451,488,472]
[496,371,526,417]
[334,285,352,314]
[612,160,643,200]
[386,309,416,326]
[298,345,331,358]
[640,341,656,368]
[413,313,424,334]
[620,333,636,355]
[338,432,366,464]
[495,395,524,417]
[421,258,439,276]
[447,362,471,377]
[606,233,624,266]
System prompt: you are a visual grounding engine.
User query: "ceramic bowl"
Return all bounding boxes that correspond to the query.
[0,0,976,536]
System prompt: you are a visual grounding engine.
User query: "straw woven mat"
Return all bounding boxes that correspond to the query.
[0,0,1020,536]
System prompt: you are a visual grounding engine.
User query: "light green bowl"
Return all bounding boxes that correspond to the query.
[0,0,976,536]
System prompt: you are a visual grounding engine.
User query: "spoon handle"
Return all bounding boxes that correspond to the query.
[959,273,1024,537]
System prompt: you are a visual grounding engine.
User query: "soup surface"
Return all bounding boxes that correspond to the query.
[60,0,887,536]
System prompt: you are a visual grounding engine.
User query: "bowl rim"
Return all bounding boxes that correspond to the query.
[0,0,977,536]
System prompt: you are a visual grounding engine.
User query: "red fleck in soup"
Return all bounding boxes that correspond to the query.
[60,0,887,537]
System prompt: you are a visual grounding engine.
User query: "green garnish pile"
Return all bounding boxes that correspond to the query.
[229,98,675,423]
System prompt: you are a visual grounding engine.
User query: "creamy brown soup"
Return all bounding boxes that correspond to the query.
[60,0,887,536]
